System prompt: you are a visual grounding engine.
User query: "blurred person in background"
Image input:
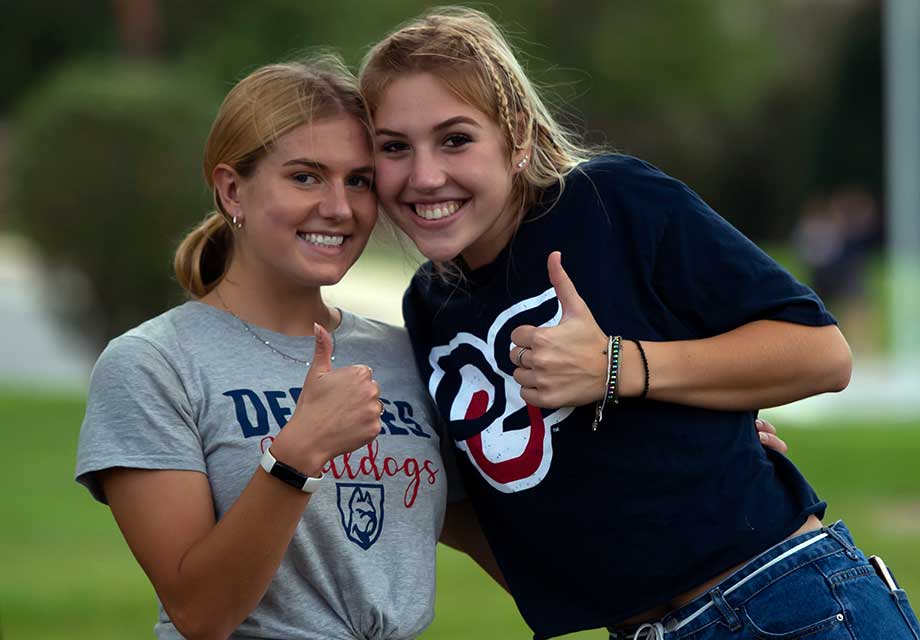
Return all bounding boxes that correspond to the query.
[359,6,920,640]
[794,188,881,355]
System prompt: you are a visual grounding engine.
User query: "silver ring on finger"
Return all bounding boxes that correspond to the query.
[378,399,385,416]
[514,346,531,368]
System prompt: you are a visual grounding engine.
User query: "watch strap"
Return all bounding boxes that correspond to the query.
[260,447,324,493]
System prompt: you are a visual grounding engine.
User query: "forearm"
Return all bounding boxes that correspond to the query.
[105,464,316,640]
[164,469,310,639]
[622,320,852,410]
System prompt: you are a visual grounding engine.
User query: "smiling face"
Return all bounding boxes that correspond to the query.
[373,72,526,269]
[220,115,377,290]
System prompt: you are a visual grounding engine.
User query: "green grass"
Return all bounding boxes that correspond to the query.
[1,389,918,639]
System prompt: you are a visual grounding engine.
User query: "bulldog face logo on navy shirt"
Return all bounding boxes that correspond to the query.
[428,288,573,493]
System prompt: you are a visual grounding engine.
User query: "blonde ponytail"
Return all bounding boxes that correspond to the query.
[174,212,234,297]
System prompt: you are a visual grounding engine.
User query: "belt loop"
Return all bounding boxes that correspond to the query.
[710,587,742,631]
[824,522,858,560]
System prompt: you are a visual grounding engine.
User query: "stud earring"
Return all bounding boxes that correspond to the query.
[516,155,529,170]
[232,215,243,229]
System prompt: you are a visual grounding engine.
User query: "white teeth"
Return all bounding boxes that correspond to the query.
[414,200,462,220]
[299,233,344,246]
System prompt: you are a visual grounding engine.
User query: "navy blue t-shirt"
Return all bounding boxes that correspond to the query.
[403,155,832,638]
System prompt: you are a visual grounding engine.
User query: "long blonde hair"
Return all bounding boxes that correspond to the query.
[359,6,596,227]
[174,56,371,297]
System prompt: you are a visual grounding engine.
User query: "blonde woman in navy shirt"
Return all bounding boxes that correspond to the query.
[358,7,920,640]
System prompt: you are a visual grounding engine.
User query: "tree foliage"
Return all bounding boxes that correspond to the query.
[9,59,218,347]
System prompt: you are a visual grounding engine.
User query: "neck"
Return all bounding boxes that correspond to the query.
[204,259,337,336]
[460,201,521,270]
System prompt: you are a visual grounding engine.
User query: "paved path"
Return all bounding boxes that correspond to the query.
[0,236,94,389]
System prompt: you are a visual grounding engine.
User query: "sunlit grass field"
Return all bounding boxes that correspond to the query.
[1,388,918,639]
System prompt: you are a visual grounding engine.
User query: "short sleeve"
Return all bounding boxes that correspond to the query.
[75,335,205,504]
[649,175,836,335]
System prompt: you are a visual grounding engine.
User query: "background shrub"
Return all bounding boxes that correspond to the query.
[9,59,219,348]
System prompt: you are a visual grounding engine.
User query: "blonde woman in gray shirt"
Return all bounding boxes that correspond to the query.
[75,57,462,640]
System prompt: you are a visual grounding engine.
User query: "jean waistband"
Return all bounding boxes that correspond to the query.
[609,520,859,640]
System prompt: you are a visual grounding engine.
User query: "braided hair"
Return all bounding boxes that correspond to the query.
[359,6,597,229]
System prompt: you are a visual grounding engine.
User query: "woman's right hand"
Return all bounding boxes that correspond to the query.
[270,323,382,476]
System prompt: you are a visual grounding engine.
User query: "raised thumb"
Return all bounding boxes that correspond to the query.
[547,251,585,318]
[306,323,334,379]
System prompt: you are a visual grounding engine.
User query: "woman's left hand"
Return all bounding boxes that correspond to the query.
[509,252,609,408]
[755,417,789,454]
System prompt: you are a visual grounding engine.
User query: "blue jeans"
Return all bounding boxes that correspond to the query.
[609,521,920,640]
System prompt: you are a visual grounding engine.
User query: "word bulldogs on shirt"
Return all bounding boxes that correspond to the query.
[223,388,439,509]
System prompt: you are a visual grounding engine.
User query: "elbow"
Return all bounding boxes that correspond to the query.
[820,331,853,393]
[167,603,235,640]
[828,350,853,393]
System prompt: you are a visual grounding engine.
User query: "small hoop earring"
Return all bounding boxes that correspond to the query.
[516,155,529,170]
[232,215,243,229]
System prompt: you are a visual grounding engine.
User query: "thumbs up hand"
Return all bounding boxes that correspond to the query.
[269,323,382,477]
[509,252,609,409]
[302,321,335,380]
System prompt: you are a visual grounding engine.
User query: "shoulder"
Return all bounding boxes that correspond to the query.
[567,154,690,204]
[342,311,426,371]
[347,311,409,342]
[345,310,417,354]
[94,304,201,380]
[571,153,665,180]
[557,154,714,230]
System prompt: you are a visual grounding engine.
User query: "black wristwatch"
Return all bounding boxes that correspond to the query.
[259,448,325,493]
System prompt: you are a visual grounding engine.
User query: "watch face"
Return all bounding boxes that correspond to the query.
[262,448,319,492]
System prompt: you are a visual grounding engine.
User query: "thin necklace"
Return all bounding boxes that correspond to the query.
[213,288,335,366]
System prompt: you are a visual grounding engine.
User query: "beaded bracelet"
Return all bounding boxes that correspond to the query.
[629,339,650,400]
[592,335,615,431]
[606,335,622,406]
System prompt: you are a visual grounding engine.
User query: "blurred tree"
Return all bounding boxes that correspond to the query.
[0,2,114,113]
[532,1,781,235]
[808,2,883,204]
[112,0,165,58]
[9,59,218,348]
[172,0,431,87]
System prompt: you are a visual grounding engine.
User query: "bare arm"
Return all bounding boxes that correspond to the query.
[439,500,509,592]
[100,325,382,640]
[102,467,310,640]
[511,252,852,411]
[620,320,851,409]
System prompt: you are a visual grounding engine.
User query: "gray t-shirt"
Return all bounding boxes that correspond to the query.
[75,302,449,640]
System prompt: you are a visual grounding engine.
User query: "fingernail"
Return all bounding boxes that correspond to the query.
[755,418,764,428]
[759,431,768,442]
